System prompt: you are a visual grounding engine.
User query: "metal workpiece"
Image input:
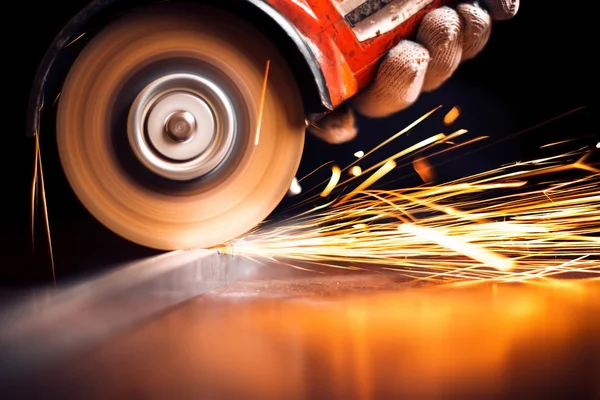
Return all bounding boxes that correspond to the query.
[0,249,257,388]
[2,263,600,399]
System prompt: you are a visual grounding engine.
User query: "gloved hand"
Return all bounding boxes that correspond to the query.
[309,0,520,144]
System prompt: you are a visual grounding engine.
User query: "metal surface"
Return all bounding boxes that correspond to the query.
[0,249,255,388]
[55,3,306,250]
[2,266,599,399]
[128,73,236,180]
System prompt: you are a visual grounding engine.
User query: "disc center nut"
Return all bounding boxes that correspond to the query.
[128,73,236,181]
[165,111,196,143]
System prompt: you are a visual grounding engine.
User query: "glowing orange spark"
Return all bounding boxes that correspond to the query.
[339,160,396,204]
[254,59,270,146]
[442,129,468,143]
[31,134,39,246]
[351,166,362,177]
[298,161,335,183]
[443,106,460,125]
[32,134,55,284]
[321,165,341,197]
[64,32,86,48]
[540,139,577,148]
[53,92,61,106]
[413,157,434,184]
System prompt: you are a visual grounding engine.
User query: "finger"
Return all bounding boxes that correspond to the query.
[352,40,430,118]
[481,0,520,20]
[307,103,358,144]
[457,2,492,61]
[417,6,464,92]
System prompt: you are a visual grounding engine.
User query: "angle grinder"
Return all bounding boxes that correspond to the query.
[28,0,450,250]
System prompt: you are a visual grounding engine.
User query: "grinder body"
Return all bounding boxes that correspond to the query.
[267,0,449,109]
[28,0,451,250]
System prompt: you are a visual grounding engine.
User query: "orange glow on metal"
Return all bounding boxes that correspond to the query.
[61,278,600,399]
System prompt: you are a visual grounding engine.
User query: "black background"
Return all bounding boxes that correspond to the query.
[2,0,597,288]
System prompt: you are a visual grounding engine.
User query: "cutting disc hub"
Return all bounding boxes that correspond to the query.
[165,111,196,143]
[128,73,236,181]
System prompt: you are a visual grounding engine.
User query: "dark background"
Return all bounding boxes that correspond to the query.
[2,1,597,288]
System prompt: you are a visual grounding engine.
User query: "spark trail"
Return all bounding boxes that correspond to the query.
[222,107,600,284]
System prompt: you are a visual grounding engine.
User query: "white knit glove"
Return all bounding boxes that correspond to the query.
[310,0,520,143]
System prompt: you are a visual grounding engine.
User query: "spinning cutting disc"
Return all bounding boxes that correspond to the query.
[57,3,306,250]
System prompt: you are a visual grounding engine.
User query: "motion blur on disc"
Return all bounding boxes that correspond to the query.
[56,3,306,250]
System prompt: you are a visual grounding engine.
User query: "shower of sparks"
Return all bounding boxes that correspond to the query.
[53,92,61,106]
[222,106,600,284]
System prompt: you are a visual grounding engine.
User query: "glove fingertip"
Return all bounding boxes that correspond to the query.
[308,104,358,144]
[457,2,492,61]
[481,0,520,21]
[418,7,464,91]
[353,40,430,118]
